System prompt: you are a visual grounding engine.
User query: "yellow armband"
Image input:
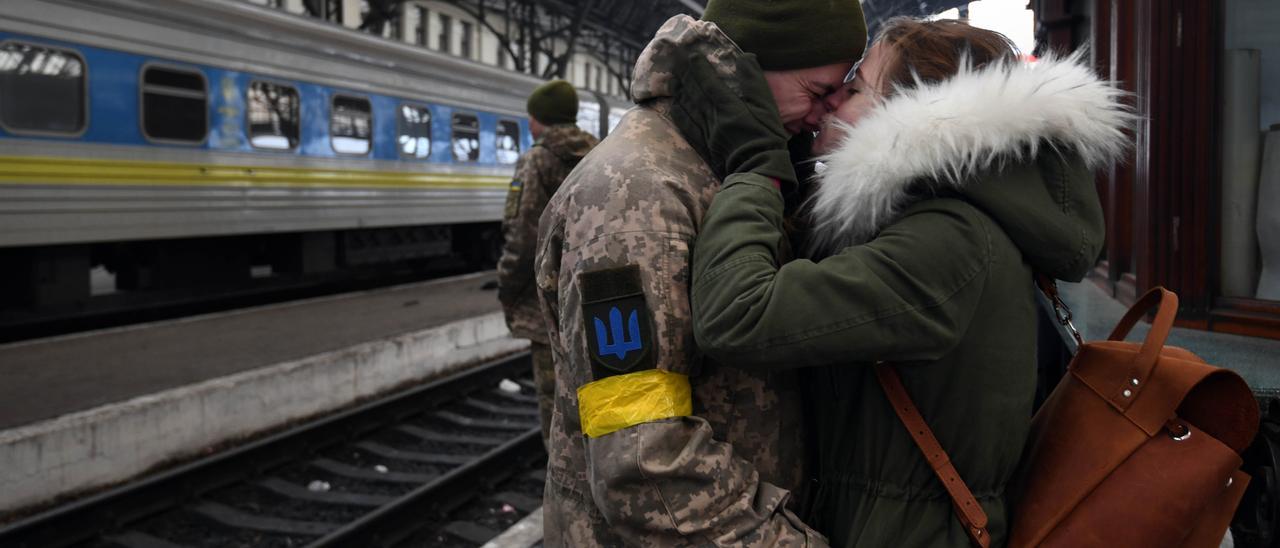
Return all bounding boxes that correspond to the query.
[577,369,692,438]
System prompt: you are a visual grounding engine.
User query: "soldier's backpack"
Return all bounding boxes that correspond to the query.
[875,286,1260,547]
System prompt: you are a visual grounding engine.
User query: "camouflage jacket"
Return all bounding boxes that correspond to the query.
[498,124,597,342]
[534,15,822,547]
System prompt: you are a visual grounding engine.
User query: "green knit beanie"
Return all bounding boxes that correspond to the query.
[702,0,867,71]
[527,80,578,126]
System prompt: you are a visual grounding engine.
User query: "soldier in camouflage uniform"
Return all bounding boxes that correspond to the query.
[497,80,598,446]
[534,2,866,545]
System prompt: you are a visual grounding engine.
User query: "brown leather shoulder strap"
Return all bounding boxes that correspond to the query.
[875,363,991,548]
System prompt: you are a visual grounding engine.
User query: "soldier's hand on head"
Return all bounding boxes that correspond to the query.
[670,52,798,192]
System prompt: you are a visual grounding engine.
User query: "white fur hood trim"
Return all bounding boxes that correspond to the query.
[808,54,1131,252]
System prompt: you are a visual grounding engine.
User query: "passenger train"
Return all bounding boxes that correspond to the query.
[0,0,629,314]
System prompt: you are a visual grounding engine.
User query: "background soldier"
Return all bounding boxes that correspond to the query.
[534,2,866,545]
[497,80,598,446]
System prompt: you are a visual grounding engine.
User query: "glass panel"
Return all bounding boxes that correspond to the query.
[415,7,428,46]
[325,0,342,23]
[1222,0,1280,300]
[451,113,479,162]
[496,120,520,164]
[0,42,85,134]
[247,81,299,150]
[460,21,473,59]
[438,14,452,53]
[142,66,207,143]
[398,104,431,159]
[576,99,600,138]
[331,95,371,155]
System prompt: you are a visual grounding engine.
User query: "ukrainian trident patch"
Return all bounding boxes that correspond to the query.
[579,264,654,378]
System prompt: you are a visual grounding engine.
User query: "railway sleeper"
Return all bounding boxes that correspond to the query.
[432,410,537,431]
[354,441,472,466]
[308,458,436,484]
[461,397,542,417]
[102,530,188,548]
[255,477,394,507]
[394,424,507,446]
[190,501,338,536]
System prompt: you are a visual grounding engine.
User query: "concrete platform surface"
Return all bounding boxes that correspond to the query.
[0,272,525,515]
[0,272,502,429]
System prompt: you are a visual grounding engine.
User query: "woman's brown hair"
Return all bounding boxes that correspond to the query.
[874,18,1020,96]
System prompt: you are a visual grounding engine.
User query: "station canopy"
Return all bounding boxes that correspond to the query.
[535,0,972,49]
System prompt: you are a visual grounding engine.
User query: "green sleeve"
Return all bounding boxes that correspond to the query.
[691,173,992,368]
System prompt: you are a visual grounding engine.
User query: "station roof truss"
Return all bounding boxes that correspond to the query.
[343,0,707,99]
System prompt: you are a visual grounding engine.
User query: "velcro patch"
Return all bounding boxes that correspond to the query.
[503,180,522,219]
[579,265,655,379]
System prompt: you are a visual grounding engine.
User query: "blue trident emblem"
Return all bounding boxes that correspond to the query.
[593,306,643,360]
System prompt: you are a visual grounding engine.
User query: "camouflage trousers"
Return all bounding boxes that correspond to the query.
[530,341,554,448]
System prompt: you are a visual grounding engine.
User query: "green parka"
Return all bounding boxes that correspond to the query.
[691,57,1130,547]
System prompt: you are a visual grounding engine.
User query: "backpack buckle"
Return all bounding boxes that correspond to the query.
[1038,276,1085,347]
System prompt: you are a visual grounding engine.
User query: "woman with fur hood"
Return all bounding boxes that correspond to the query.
[685,18,1130,547]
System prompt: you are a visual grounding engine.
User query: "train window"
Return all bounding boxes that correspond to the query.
[576,99,600,138]
[398,104,431,159]
[0,41,86,135]
[247,81,299,150]
[496,120,520,164]
[140,65,207,143]
[331,95,372,155]
[451,113,479,162]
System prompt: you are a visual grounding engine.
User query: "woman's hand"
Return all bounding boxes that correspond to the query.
[670,52,798,191]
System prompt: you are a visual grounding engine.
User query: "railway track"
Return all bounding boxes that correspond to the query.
[0,353,545,548]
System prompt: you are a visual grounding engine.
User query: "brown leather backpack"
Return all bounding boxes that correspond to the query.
[877,286,1260,547]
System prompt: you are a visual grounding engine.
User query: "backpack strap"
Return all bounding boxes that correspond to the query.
[1035,274,1083,348]
[875,363,991,548]
[1107,287,1178,380]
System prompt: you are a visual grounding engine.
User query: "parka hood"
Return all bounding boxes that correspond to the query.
[630,14,749,103]
[537,123,596,163]
[809,54,1131,279]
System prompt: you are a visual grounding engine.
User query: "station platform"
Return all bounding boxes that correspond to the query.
[4,271,1273,529]
[0,271,526,515]
[1059,280,1280,392]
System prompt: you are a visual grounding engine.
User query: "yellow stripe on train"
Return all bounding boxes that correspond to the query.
[0,156,511,190]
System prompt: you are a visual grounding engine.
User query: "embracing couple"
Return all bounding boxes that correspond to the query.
[534,1,1128,546]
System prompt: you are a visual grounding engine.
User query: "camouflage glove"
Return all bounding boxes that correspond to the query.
[671,53,798,191]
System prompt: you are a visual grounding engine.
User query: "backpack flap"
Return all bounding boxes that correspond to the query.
[1071,288,1256,446]
[1072,342,1257,444]
[1178,365,1260,455]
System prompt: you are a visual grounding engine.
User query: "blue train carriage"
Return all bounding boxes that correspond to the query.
[0,0,626,314]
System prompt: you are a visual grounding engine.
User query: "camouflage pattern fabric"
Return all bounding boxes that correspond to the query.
[534,15,823,547]
[499,124,596,449]
[530,341,554,447]
[498,123,598,344]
